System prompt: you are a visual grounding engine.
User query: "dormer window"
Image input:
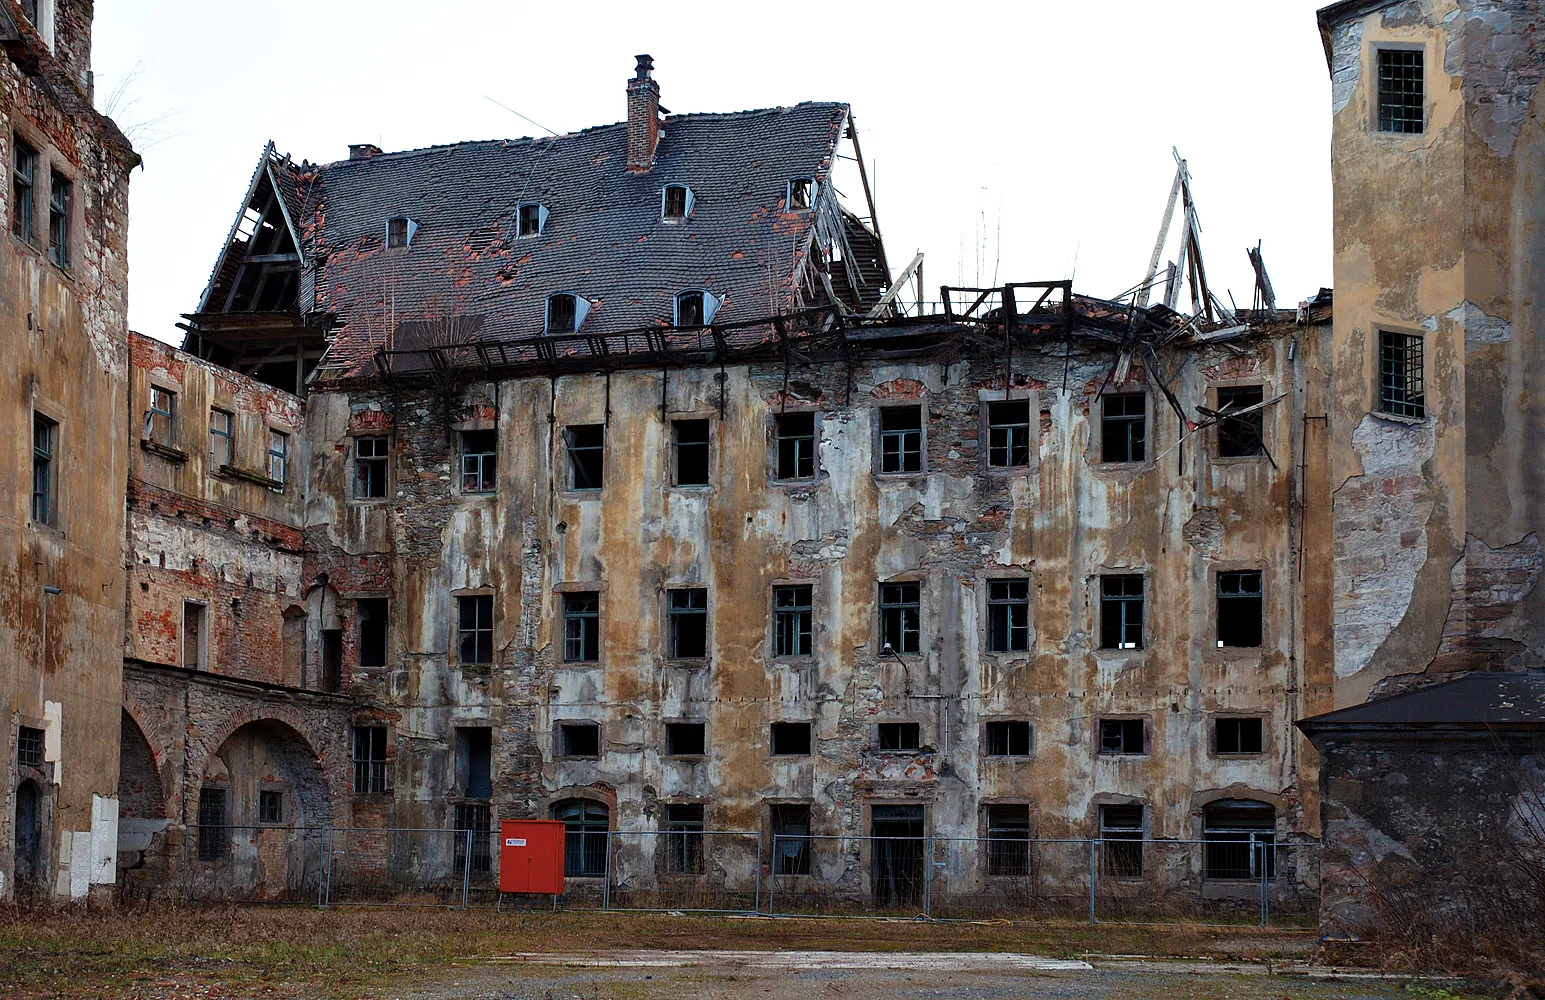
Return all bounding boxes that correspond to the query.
[787,177,816,212]
[546,293,590,334]
[386,216,417,249]
[661,184,694,222]
[673,289,723,327]
[518,203,549,237]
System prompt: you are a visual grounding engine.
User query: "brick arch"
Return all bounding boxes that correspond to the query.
[185,704,348,825]
[118,709,166,820]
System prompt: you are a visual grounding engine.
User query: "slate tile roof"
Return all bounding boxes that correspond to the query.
[1298,671,1545,729]
[280,102,850,378]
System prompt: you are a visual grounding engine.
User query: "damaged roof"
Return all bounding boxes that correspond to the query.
[1298,672,1545,733]
[264,103,850,378]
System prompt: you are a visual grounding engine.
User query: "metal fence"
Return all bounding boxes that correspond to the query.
[119,825,1319,924]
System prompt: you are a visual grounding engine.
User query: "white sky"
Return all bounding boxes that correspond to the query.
[93,0,1334,343]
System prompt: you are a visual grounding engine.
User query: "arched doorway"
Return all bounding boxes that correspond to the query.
[118,711,169,896]
[14,780,43,896]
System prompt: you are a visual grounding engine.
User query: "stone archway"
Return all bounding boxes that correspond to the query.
[117,710,170,896]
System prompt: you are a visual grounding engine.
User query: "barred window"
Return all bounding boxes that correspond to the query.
[1377,48,1424,134]
[16,726,44,769]
[663,803,705,874]
[197,787,228,861]
[553,798,608,877]
[454,801,493,875]
[352,725,389,795]
[1378,331,1425,419]
[1100,804,1144,877]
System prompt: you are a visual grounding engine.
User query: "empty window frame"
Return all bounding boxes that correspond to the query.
[553,798,609,877]
[562,591,600,662]
[456,594,494,665]
[352,725,390,795]
[1098,718,1146,755]
[566,424,604,490]
[876,722,921,752]
[773,584,813,658]
[1215,716,1264,755]
[267,429,289,488]
[196,787,228,861]
[31,414,54,525]
[12,137,34,241]
[1378,331,1425,419]
[984,720,1032,757]
[661,184,692,221]
[386,216,416,248]
[984,804,1031,876]
[1099,804,1144,877]
[517,203,548,237]
[257,789,284,825]
[1203,800,1276,880]
[668,588,708,659]
[1377,48,1424,134]
[557,721,601,758]
[453,801,493,874]
[47,170,68,267]
[146,386,175,445]
[771,803,811,874]
[1216,385,1265,457]
[357,598,388,668]
[986,578,1030,652]
[460,429,497,494]
[987,399,1032,469]
[456,726,493,798]
[209,409,233,469]
[786,177,815,211]
[16,726,44,769]
[182,601,207,670]
[321,628,342,693]
[770,721,812,757]
[879,581,921,654]
[546,292,588,333]
[1217,570,1264,648]
[773,411,816,480]
[665,722,706,757]
[1100,393,1146,463]
[353,436,390,498]
[1099,574,1144,650]
[662,803,705,874]
[877,405,923,474]
[672,419,710,486]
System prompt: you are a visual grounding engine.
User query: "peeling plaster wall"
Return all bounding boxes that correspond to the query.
[1326,0,1545,706]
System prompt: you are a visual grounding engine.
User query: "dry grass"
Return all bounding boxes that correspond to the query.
[0,903,1323,999]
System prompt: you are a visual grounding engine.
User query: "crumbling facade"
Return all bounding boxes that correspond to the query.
[0,0,135,899]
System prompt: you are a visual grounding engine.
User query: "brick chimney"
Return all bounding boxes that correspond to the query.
[626,54,661,173]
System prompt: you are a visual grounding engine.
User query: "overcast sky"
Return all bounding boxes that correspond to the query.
[93,1,1334,343]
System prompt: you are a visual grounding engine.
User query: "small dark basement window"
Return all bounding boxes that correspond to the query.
[878,405,923,474]
[877,722,921,751]
[357,598,388,668]
[1378,331,1425,419]
[879,581,920,654]
[665,722,706,757]
[773,584,813,657]
[1217,571,1264,648]
[984,720,1031,757]
[567,425,604,490]
[1101,394,1146,463]
[668,588,708,659]
[1215,717,1264,755]
[1377,48,1424,134]
[986,579,1029,652]
[987,399,1032,468]
[774,411,816,480]
[770,722,812,756]
[1099,575,1144,650]
[1217,385,1266,457]
[1099,719,1146,755]
[672,419,710,486]
[557,722,601,758]
[563,591,600,662]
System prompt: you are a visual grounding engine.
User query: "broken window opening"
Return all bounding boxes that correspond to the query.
[1099,574,1144,650]
[1216,385,1266,457]
[879,581,921,654]
[770,721,811,757]
[356,597,388,668]
[1099,804,1144,877]
[562,591,600,662]
[672,419,710,487]
[209,409,233,470]
[771,803,811,875]
[1203,800,1276,880]
[182,601,207,670]
[460,429,497,494]
[454,801,493,874]
[456,726,493,798]
[1378,330,1425,419]
[661,184,691,221]
[676,289,704,326]
[566,424,605,490]
[146,386,176,446]
[386,216,415,249]
[773,411,816,480]
[321,628,342,693]
[12,137,34,242]
[456,594,494,665]
[663,803,705,874]
[986,578,1030,652]
[984,720,1032,757]
[196,786,228,861]
[987,399,1032,469]
[787,177,815,212]
[16,726,44,769]
[665,722,706,757]
[517,203,548,238]
[352,725,389,795]
[878,405,923,474]
[553,798,609,877]
[1101,393,1146,463]
[876,721,921,752]
[773,584,813,658]
[1216,570,1264,648]
[353,436,390,499]
[257,789,284,825]
[985,804,1031,877]
[546,293,577,333]
[47,170,69,268]
[668,588,708,659]
[557,722,600,759]
[1377,48,1424,134]
[1099,718,1146,756]
[31,413,54,526]
[1215,716,1264,755]
[266,429,289,490]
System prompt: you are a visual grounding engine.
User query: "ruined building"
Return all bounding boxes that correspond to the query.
[0,0,135,900]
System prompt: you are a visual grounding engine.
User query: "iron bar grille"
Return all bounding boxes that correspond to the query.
[1378,331,1425,419]
[1377,49,1424,134]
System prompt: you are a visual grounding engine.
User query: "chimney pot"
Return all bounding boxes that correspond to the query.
[626,54,661,173]
[349,143,383,161]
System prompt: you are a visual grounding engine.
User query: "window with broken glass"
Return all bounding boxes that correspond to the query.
[1100,394,1146,463]
[1099,719,1146,755]
[357,597,388,668]
[146,386,175,446]
[1099,804,1144,877]
[668,588,708,659]
[1216,570,1264,648]
[876,722,920,752]
[1099,575,1143,650]
[1378,331,1425,419]
[987,399,1032,469]
[563,591,600,662]
[566,425,604,490]
[518,203,546,237]
[879,581,920,654]
[1377,48,1424,134]
[267,429,288,488]
[671,419,710,486]
[1216,385,1265,457]
[456,594,494,665]
[773,584,813,658]
[460,429,497,494]
[787,178,815,211]
[662,184,690,221]
[663,803,705,875]
[208,409,233,469]
[665,722,706,757]
[878,405,923,474]
[985,804,1031,877]
[986,578,1029,652]
[352,725,389,795]
[12,137,34,242]
[386,216,410,248]
[773,411,816,480]
[984,720,1032,757]
[675,289,705,326]
[771,803,811,875]
[353,436,389,498]
[770,722,811,756]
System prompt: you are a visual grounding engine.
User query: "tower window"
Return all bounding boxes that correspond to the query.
[1377,48,1424,134]
[1378,331,1425,419]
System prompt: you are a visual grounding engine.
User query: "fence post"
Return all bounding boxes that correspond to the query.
[922,834,934,919]
[767,835,777,915]
[754,830,763,915]
[1088,839,1099,924]
[316,827,326,908]
[1258,841,1269,928]
[326,826,336,907]
[602,830,613,911]
[460,828,473,910]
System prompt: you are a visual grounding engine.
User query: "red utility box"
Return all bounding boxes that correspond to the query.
[499,819,566,895]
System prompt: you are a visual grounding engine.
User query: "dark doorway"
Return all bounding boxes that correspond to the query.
[870,804,925,907]
[321,629,342,693]
[14,780,43,895]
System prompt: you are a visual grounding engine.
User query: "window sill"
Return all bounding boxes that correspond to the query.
[1211,752,1266,760]
[667,484,714,493]
[1088,460,1154,473]
[873,470,927,481]
[1370,409,1427,427]
[770,655,816,666]
[1096,752,1148,759]
[1211,453,1269,465]
[351,792,394,803]
[458,491,497,500]
[559,489,604,500]
[348,496,393,505]
[664,658,710,669]
[663,755,707,763]
[981,754,1033,762]
[769,755,813,761]
[1095,647,1145,657]
[770,477,820,489]
[554,756,602,763]
[141,439,189,463]
[982,464,1035,477]
[218,464,283,490]
[26,520,65,541]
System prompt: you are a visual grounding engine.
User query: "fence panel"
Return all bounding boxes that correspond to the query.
[596,830,761,912]
[175,824,328,904]
[324,827,493,907]
[767,834,937,917]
